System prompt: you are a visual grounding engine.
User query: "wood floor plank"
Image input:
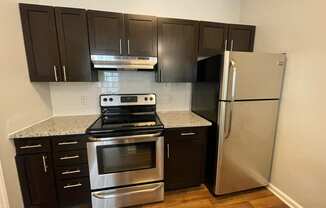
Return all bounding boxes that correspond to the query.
[214,202,254,208]
[140,186,288,208]
[249,195,289,208]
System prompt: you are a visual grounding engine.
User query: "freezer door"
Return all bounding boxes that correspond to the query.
[214,100,279,195]
[220,52,286,100]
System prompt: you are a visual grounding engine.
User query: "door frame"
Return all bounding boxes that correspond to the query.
[0,161,9,208]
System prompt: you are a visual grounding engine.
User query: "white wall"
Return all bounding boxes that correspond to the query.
[47,0,241,115]
[39,0,240,23]
[0,0,53,207]
[240,1,326,207]
[51,72,192,115]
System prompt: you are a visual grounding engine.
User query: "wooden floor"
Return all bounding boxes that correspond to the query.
[139,186,289,208]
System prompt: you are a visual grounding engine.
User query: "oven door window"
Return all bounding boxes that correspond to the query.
[97,142,156,174]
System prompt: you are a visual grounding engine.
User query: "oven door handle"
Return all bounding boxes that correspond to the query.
[92,184,162,199]
[88,132,162,142]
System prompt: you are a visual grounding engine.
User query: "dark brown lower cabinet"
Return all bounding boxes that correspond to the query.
[15,136,90,208]
[16,153,58,208]
[164,127,208,190]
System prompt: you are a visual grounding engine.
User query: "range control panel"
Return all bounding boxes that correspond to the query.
[100,94,156,107]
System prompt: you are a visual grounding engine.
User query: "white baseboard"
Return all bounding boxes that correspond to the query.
[267,183,303,208]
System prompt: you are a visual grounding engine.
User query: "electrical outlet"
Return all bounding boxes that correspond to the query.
[81,96,87,106]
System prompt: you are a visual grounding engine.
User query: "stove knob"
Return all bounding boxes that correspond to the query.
[109,98,113,102]
[103,98,108,102]
[149,97,153,101]
[144,97,148,101]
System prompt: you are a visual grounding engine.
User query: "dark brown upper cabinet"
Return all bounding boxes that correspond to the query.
[87,11,124,55]
[19,4,96,82]
[228,24,256,52]
[199,22,228,57]
[157,18,199,82]
[19,4,61,82]
[198,22,255,56]
[87,11,157,57]
[125,14,157,56]
[55,7,95,82]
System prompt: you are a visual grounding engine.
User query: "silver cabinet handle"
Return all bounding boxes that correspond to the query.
[167,144,170,159]
[42,155,48,173]
[225,60,237,140]
[62,65,67,81]
[20,144,42,149]
[224,39,228,51]
[58,141,78,146]
[53,65,58,81]
[127,39,130,54]
[180,132,196,136]
[119,39,122,55]
[64,183,82,189]
[230,40,234,51]
[61,169,81,175]
[60,155,80,160]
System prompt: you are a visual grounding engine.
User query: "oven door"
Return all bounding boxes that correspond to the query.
[87,132,164,190]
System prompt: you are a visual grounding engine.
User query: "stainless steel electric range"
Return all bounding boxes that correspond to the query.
[86,94,164,208]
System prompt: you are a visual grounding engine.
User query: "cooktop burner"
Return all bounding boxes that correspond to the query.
[86,94,163,136]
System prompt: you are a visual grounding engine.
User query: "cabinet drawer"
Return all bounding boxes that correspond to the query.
[57,177,91,207]
[54,150,87,166]
[14,138,51,155]
[164,127,208,140]
[52,135,87,152]
[55,164,89,179]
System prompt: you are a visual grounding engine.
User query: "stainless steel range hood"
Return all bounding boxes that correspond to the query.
[91,55,157,70]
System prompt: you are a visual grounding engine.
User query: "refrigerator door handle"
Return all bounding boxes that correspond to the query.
[225,60,237,140]
[230,59,237,101]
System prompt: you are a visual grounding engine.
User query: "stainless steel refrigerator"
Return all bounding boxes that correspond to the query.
[191,51,286,195]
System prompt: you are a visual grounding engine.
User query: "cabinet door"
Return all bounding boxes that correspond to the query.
[164,129,206,190]
[125,14,157,56]
[158,18,199,82]
[87,11,124,56]
[55,7,95,82]
[228,24,256,52]
[16,154,57,208]
[199,22,228,56]
[19,4,61,82]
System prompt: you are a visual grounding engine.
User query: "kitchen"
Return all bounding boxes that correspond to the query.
[0,0,325,208]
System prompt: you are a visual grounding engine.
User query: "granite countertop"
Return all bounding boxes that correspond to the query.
[9,111,211,139]
[9,115,99,139]
[157,111,212,128]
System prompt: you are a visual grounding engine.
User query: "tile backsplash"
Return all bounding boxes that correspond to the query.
[50,71,192,115]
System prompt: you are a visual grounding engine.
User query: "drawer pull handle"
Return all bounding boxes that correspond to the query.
[93,183,162,199]
[20,144,42,149]
[61,170,81,175]
[60,155,80,160]
[64,183,82,189]
[181,132,196,136]
[58,141,78,146]
[42,155,48,173]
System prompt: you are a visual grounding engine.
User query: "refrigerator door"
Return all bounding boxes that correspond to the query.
[220,52,286,101]
[214,100,279,195]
